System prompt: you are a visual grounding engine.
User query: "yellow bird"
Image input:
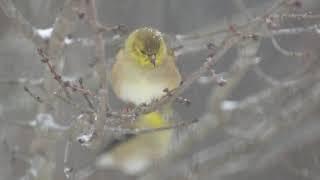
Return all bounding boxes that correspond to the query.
[94,27,182,174]
[111,27,181,105]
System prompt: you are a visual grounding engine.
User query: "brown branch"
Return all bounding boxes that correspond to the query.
[78,78,95,110]
[47,0,80,56]
[23,86,44,104]
[37,48,94,97]
[175,96,192,106]
[270,12,320,20]
[271,24,320,36]
[253,65,281,86]
[81,0,110,149]
[23,86,55,111]
[35,0,81,116]
[270,34,304,57]
[106,118,199,136]
[52,90,94,114]
[83,0,109,93]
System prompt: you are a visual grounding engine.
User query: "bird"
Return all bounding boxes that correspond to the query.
[111,27,181,106]
[93,27,182,175]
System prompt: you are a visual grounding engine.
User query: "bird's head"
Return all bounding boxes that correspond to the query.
[124,27,167,68]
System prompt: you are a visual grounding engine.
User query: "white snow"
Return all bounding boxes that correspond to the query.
[36,28,53,39]
[221,100,239,111]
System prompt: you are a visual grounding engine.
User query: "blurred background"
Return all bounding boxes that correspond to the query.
[1,0,320,180]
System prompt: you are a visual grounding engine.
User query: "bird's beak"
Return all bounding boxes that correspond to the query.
[149,54,156,67]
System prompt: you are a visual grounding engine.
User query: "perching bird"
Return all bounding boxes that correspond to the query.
[94,27,182,175]
[111,27,181,106]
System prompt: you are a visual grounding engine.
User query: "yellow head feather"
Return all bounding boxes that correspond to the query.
[124,27,167,68]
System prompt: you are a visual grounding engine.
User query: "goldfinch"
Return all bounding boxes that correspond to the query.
[95,27,181,175]
[111,27,181,105]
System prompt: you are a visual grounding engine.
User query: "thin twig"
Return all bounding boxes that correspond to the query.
[253,66,281,86]
[23,86,43,103]
[163,88,191,106]
[37,48,94,97]
[106,119,199,136]
[78,78,95,110]
[63,140,74,179]
[270,13,320,20]
[48,0,79,56]
[270,34,304,57]
[53,90,94,114]
[82,0,110,149]
[270,24,320,36]
[23,86,55,110]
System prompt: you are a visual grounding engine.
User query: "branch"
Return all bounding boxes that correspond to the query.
[270,24,320,36]
[47,0,80,56]
[81,0,110,149]
[105,118,198,136]
[37,48,94,97]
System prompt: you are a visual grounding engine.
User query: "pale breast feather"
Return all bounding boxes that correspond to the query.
[119,79,168,105]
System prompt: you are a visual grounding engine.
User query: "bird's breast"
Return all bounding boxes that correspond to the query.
[118,78,168,105]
